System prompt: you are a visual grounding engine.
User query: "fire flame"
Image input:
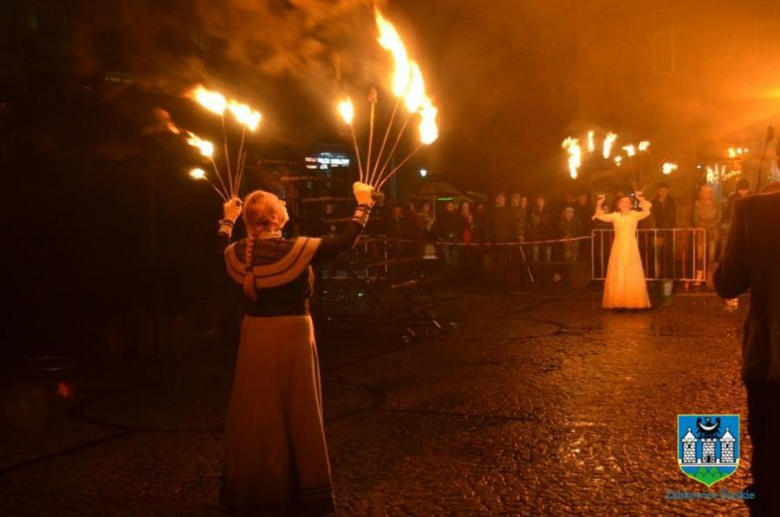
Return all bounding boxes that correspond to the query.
[419,97,439,145]
[638,141,650,152]
[662,162,678,175]
[622,144,636,157]
[562,137,582,179]
[376,9,411,97]
[186,132,214,158]
[228,101,261,131]
[614,155,623,166]
[192,86,227,115]
[405,62,426,113]
[189,168,206,180]
[603,132,617,159]
[587,130,595,153]
[338,98,355,125]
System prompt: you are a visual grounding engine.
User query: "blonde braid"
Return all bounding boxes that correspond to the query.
[243,230,259,302]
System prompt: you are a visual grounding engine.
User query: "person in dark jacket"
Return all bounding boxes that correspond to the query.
[651,183,677,278]
[574,191,593,262]
[433,201,463,278]
[527,194,556,262]
[713,189,780,516]
[724,178,750,227]
[483,193,517,287]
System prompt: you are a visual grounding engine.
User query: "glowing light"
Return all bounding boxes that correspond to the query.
[662,162,678,175]
[189,168,206,180]
[405,62,426,113]
[185,133,214,158]
[192,86,227,115]
[603,132,617,159]
[227,101,261,131]
[587,130,595,153]
[622,144,636,157]
[638,141,650,152]
[615,155,623,166]
[419,97,439,145]
[376,9,411,97]
[562,137,582,179]
[419,168,428,178]
[338,97,355,125]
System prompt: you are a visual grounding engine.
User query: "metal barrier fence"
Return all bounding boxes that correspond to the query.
[591,228,709,282]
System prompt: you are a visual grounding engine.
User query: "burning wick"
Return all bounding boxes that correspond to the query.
[562,137,582,180]
[662,162,678,175]
[622,144,637,157]
[189,168,227,201]
[338,97,365,182]
[587,130,595,153]
[603,132,617,159]
[638,141,650,152]
[193,86,227,115]
[615,156,623,166]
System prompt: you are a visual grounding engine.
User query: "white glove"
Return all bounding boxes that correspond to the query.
[223,197,243,223]
[353,182,375,207]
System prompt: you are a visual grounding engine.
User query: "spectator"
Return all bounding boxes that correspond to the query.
[559,207,582,262]
[460,201,475,244]
[484,192,517,287]
[385,205,404,239]
[574,190,593,262]
[433,201,464,279]
[485,192,518,243]
[416,201,436,258]
[724,178,750,226]
[651,183,676,229]
[472,202,487,243]
[693,185,722,271]
[527,194,556,262]
[510,193,528,242]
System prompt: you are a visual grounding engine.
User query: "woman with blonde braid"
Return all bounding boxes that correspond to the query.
[217,182,375,515]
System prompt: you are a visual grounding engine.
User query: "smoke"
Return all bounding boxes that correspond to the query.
[75,0,384,98]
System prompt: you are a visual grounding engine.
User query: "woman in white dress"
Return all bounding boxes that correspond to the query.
[593,192,653,309]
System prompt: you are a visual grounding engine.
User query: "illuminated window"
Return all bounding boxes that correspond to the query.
[653,9,690,73]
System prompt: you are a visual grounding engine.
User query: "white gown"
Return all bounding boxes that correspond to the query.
[595,201,652,309]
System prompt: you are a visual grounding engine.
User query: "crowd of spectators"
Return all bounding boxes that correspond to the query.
[309,178,754,285]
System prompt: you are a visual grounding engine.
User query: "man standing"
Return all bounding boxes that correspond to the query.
[651,183,677,278]
[433,201,464,279]
[724,178,750,226]
[713,189,780,516]
[484,192,517,287]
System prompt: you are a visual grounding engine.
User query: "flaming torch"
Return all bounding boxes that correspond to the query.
[662,162,678,175]
[189,168,227,201]
[603,132,617,159]
[338,97,365,182]
[339,8,440,192]
[562,137,582,179]
[587,130,596,154]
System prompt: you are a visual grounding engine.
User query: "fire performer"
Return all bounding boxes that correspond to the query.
[216,182,376,515]
[593,192,652,309]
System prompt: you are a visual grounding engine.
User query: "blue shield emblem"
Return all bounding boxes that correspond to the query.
[678,414,740,487]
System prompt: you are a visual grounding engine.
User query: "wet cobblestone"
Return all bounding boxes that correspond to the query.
[0,291,752,515]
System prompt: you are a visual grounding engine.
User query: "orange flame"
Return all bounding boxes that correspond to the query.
[587,131,595,153]
[338,97,355,125]
[185,132,214,158]
[638,141,650,152]
[419,97,439,145]
[614,155,623,166]
[405,61,426,113]
[562,137,582,179]
[192,86,227,115]
[622,144,636,157]
[662,162,678,175]
[227,101,261,131]
[189,168,206,180]
[376,9,411,97]
[603,132,617,159]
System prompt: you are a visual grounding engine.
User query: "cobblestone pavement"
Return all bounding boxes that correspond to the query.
[0,291,753,516]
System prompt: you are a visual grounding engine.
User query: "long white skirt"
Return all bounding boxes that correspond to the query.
[603,233,651,309]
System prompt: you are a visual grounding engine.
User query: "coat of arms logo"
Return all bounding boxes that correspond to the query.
[678,414,740,487]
